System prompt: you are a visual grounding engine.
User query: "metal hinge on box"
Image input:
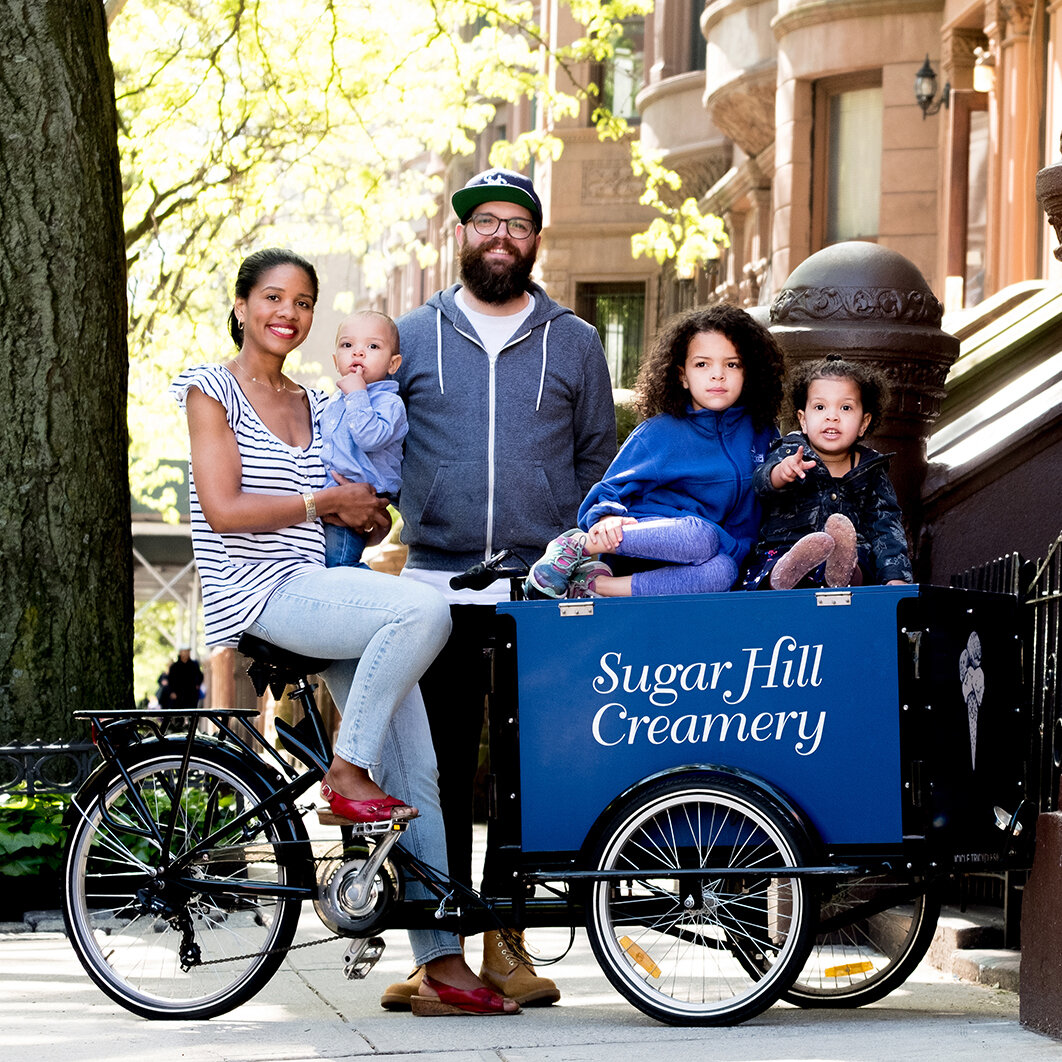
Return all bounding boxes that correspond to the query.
[558,601,594,617]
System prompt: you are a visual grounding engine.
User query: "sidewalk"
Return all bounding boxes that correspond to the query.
[2,902,1058,1062]
[2,824,1053,1061]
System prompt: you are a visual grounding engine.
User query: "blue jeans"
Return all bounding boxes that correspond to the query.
[245,566,458,965]
[324,522,369,568]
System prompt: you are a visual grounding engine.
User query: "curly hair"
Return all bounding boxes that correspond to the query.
[634,304,785,430]
[790,354,891,435]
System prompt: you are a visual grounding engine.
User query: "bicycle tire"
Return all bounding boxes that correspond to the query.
[784,875,941,1006]
[585,772,814,1026]
[62,742,307,1019]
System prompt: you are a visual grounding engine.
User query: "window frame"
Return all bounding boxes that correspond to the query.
[575,281,647,389]
[811,70,884,251]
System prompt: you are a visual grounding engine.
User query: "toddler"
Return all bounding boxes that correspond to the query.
[319,310,406,567]
[742,354,913,589]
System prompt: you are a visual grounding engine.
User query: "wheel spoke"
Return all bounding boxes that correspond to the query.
[586,776,811,1026]
[62,747,304,1019]
[784,875,939,1007]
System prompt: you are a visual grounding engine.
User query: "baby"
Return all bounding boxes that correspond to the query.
[319,310,406,567]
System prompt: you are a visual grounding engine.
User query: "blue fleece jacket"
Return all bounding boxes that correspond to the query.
[396,282,617,570]
[319,378,406,497]
[578,405,776,564]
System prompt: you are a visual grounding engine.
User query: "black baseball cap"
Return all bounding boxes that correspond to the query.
[451,168,543,230]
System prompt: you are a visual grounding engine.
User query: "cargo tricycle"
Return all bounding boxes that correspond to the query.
[62,554,1032,1025]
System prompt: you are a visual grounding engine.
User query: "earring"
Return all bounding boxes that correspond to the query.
[237,319,244,330]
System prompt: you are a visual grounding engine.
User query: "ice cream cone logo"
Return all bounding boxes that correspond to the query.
[959,631,984,770]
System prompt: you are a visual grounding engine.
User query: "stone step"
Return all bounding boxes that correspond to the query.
[929,905,1020,993]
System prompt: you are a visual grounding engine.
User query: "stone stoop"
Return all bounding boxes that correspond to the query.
[929,905,1021,993]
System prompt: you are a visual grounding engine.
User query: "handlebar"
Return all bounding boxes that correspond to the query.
[449,549,529,592]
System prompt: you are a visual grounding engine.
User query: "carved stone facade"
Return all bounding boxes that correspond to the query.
[1036,137,1062,263]
[704,67,777,158]
[580,160,646,205]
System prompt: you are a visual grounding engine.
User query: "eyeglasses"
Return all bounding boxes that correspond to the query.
[467,212,536,240]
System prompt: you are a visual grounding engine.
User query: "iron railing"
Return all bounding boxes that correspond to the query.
[0,741,98,797]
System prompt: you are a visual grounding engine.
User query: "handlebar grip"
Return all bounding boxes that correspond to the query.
[449,549,515,591]
[449,565,497,591]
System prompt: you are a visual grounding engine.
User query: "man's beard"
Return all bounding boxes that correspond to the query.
[459,237,537,305]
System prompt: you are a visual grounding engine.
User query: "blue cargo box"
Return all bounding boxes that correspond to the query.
[499,585,919,856]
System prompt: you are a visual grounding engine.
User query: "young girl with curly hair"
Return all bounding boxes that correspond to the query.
[525,303,785,598]
[741,354,913,590]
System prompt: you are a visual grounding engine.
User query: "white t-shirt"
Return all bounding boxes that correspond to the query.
[454,289,536,358]
[400,565,512,606]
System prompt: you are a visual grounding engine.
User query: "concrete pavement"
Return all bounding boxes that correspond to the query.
[3,824,1056,1061]
[3,908,1061,1062]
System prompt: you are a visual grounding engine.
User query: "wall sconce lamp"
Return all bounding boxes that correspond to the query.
[973,46,996,94]
[915,55,950,118]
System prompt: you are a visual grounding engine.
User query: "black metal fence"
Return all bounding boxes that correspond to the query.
[951,532,1062,816]
[0,741,98,797]
[949,532,1061,944]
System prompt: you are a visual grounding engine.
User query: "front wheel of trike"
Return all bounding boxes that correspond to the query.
[585,772,814,1026]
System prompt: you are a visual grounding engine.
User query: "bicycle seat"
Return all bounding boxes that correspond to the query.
[237,633,333,676]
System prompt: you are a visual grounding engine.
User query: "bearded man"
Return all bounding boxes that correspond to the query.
[386,168,616,1009]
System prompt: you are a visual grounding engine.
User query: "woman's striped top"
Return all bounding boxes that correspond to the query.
[171,364,328,647]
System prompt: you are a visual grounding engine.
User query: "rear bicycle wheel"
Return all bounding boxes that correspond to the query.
[785,875,941,1006]
[62,743,306,1019]
[585,773,814,1026]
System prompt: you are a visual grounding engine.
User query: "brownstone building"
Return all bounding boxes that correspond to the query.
[376,1,1058,582]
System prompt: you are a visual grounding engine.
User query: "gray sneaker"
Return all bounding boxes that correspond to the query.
[525,531,585,598]
[568,558,611,597]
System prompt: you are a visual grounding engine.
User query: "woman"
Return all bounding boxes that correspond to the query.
[171,248,518,1017]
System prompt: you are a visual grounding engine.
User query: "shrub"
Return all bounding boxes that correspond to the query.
[0,792,68,877]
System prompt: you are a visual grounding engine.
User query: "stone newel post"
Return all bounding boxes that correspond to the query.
[765,242,960,563]
[1018,143,1062,1039]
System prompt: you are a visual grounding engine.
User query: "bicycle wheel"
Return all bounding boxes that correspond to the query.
[784,874,941,1007]
[585,773,814,1026]
[62,743,306,1019]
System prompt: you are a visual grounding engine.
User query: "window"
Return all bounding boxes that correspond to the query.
[576,283,646,389]
[600,18,645,122]
[813,74,883,247]
[690,2,706,72]
[964,109,988,306]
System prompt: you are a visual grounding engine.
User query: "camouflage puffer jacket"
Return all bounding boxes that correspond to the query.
[741,432,914,588]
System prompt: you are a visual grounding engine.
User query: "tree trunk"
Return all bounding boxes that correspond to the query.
[0,2,132,743]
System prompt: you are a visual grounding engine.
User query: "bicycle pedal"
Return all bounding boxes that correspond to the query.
[316,808,408,835]
[342,936,386,980]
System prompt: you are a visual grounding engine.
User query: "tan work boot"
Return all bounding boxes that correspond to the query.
[379,964,424,1010]
[479,929,560,1006]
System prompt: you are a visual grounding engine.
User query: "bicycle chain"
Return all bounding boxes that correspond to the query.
[183,807,344,969]
[186,930,339,969]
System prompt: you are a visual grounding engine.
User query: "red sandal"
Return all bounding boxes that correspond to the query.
[410,974,520,1016]
[320,783,418,825]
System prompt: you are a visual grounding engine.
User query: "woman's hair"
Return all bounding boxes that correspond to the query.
[228,248,319,349]
[634,303,785,429]
[790,354,891,436]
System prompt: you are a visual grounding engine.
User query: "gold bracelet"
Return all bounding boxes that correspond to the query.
[302,491,317,521]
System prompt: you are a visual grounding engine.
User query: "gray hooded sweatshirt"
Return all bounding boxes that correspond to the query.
[395,282,617,571]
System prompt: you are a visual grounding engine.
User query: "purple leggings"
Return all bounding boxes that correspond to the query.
[610,516,737,595]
